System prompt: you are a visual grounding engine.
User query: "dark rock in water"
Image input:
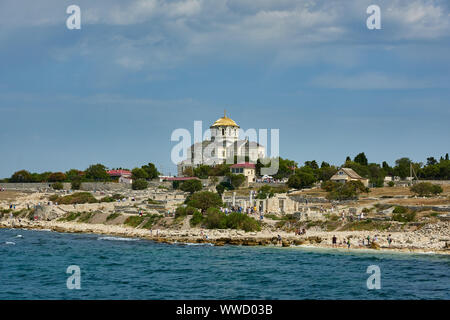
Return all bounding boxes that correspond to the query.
[370,241,381,250]
[282,241,290,247]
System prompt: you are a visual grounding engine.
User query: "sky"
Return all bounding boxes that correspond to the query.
[0,0,449,177]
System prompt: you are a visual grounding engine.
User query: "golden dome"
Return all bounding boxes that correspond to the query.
[210,111,239,128]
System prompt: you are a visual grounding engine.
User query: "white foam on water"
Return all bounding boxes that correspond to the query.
[97,236,139,242]
[5,241,16,245]
[183,242,214,246]
[15,235,23,238]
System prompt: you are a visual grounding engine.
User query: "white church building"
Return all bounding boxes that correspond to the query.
[177,112,266,176]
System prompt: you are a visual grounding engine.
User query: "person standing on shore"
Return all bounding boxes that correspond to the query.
[347,238,351,249]
[332,235,337,247]
[387,234,393,247]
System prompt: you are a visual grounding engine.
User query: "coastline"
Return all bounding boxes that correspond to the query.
[2,220,449,256]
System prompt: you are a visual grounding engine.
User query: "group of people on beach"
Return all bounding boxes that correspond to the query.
[331,234,394,249]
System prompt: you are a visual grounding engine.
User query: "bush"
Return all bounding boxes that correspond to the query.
[388,181,395,187]
[124,216,145,227]
[180,179,203,193]
[52,182,64,190]
[186,191,223,212]
[230,174,246,189]
[53,192,98,204]
[392,211,416,223]
[225,212,261,232]
[142,214,162,229]
[202,208,261,231]
[392,206,408,214]
[256,185,274,199]
[410,182,443,197]
[190,211,204,227]
[71,179,81,190]
[204,207,227,229]
[48,172,67,182]
[132,179,148,190]
[106,213,120,221]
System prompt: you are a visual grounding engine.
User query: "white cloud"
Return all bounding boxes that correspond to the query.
[310,72,441,90]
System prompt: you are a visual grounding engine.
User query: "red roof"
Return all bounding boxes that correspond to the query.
[230,162,255,169]
[163,177,200,181]
[107,170,131,177]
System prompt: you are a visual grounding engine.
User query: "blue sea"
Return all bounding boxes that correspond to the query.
[0,228,449,300]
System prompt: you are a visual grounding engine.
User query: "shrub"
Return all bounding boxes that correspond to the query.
[204,207,227,229]
[392,206,408,214]
[186,191,222,212]
[100,196,115,203]
[388,181,395,187]
[48,172,67,182]
[256,185,274,199]
[410,182,443,197]
[71,179,81,190]
[190,211,204,227]
[180,179,203,193]
[230,174,246,189]
[78,212,94,223]
[132,179,148,190]
[60,212,81,221]
[225,212,261,232]
[142,214,162,229]
[52,182,64,190]
[392,211,416,223]
[106,213,120,221]
[124,216,145,227]
[54,192,98,204]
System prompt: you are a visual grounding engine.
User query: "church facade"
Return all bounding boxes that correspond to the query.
[177,112,266,176]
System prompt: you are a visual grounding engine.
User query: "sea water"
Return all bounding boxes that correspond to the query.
[0,228,449,299]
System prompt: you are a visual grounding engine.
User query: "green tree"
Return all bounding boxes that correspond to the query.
[394,158,412,179]
[204,207,227,229]
[66,169,83,181]
[193,165,211,179]
[410,182,442,196]
[48,172,67,182]
[186,191,222,212]
[229,174,246,189]
[52,182,64,190]
[287,169,317,189]
[10,170,33,182]
[71,179,82,190]
[354,152,368,166]
[85,164,110,181]
[132,179,148,190]
[326,180,368,200]
[180,179,203,193]
[131,167,149,180]
[142,163,160,179]
[304,160,319,170]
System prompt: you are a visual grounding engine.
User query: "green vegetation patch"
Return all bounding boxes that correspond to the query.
[106,213,121,221]
[51,192,98,205]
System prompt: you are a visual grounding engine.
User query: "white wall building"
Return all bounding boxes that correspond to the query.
[177,112,265,176]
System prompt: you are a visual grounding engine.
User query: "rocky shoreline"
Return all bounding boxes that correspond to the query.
[2,219,449,255]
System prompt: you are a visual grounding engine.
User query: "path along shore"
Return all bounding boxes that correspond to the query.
[2,219,449,255]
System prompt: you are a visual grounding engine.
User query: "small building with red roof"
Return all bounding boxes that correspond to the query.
[230,162,256,183]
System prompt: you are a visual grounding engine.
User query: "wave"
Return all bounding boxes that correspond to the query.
[181,242,214,246]
[97,236,139,242]
[15,235,23,238]
[5,241,16,245]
